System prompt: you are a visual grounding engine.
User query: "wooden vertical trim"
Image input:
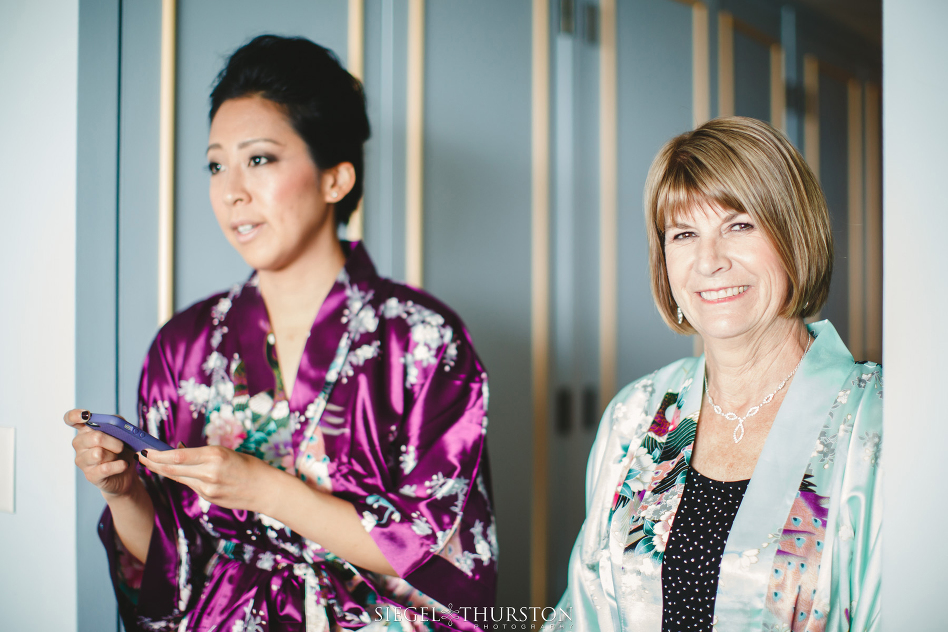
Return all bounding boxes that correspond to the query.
[346,0,366,242]
[848,79,865,359]
[599,0,618,420]
[717,11,734,117]
[530,0,550,609]
[157,0,177,325]
[692,2,710,358]
[405,0,425,287]
[692,2,710,127]
[347,0,365,79]
[864,82,882,363]
[803,55,820,177]
[770,43,786,132]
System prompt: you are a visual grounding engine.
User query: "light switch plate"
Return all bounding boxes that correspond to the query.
[0,427,13,513]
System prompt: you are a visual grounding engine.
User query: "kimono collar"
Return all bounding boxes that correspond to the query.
[678,356,706,419]
[223,240,381,411]
[338,240,380,287]
[679,320,852,421]
[714,320,855,627]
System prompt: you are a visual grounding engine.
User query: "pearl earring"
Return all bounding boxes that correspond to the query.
[677,307,683,324]
[330,191,338,199]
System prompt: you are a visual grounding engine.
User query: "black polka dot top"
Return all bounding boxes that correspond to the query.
[661,465,750,631]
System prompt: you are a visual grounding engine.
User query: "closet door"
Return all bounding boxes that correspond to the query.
[421,0,535,608]
[615,0,695,391]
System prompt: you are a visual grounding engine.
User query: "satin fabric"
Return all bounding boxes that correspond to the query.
[550,321,881,631]
[99,242,497,632]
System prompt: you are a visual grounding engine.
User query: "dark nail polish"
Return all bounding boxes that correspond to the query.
[140,450,148,458]
[81,410,91,421]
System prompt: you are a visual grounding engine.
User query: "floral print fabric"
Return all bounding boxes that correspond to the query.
[98,242,497,632]
[549,321,881,632]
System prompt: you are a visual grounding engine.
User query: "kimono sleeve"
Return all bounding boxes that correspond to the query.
[99,330,214,632]
[833,370,883,631]
[348,325,496,609]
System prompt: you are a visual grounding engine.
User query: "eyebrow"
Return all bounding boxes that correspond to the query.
[664,209,743,230]
[206,138,284,153]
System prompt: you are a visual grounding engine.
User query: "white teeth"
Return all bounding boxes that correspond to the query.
[700,286,748,301]
[236,224,255,235]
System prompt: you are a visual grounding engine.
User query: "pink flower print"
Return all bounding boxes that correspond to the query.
[205,406,247,450]
[647,392,679,438]
[667,406,682,435]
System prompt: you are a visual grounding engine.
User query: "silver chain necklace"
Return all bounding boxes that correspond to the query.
[704,335,812,444]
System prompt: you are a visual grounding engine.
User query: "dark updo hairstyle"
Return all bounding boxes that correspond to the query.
[210,35,371,227]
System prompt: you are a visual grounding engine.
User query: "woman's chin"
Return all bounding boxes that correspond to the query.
[233,249,281,273]
[692,319,756,343]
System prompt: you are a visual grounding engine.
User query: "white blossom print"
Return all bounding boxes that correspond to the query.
[176,528,192,612]
[860,430,882,466]
[425,473,470,514]
[410,511,435,536]
[471,519,496,564]
[380,297,456,387]
[255,551,276,571]
[145,400,170,440]
[340,270,379,340]
[399,444,418,475]
[361,511,378,532]
[178,378,213,417]
[231,602,264,632]
[340,341,381,383]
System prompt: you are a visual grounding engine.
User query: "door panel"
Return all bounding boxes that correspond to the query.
[734,29,771,122]
[616,0,694,391]
[547,0,601,602]
[817,72,850,344]
[422,0,534,607]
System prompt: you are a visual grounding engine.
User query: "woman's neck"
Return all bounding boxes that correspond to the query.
[256,234,347,331]
[702,319,811,411]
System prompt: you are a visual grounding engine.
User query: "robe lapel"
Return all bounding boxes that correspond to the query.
[714,321,855,630]
[227,277,277,398]
[287,241,380,415]
[610,358,704,632]
[678,356,706,427]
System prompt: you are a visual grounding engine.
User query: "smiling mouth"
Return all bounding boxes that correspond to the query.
[236,223,258,235]
[699,286,749,301]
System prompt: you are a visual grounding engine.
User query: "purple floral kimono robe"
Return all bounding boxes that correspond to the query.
[99,242,497,632]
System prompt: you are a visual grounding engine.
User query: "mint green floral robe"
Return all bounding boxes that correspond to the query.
[551,321,881,631]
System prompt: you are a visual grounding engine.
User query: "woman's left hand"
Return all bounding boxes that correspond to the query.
[139,446,274,514]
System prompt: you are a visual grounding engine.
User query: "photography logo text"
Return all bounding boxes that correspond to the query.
[372,606,574,629]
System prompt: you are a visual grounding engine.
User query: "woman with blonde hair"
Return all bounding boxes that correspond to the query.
[554,117,880,631]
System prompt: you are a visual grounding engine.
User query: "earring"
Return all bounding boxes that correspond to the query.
[677,307,683,324]
[330,190,339,199]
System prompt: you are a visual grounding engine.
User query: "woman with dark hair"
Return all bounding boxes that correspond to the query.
[550,117,881,631]
[66,35,496,632]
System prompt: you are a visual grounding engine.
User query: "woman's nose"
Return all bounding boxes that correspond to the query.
[222,170,248,205]
[696,236,730,276]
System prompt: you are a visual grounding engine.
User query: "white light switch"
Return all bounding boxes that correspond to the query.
[0,427,13,513]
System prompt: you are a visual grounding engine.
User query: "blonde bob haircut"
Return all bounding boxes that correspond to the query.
[644,116,833,335]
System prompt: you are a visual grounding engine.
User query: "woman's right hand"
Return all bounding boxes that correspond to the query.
[65,409,141,498]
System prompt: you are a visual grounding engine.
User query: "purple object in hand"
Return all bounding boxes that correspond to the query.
[86,413,172,452]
